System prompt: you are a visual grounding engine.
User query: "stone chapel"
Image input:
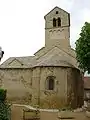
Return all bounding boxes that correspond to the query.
[0,6,84,108]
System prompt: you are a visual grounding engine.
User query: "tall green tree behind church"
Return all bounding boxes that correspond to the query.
[75,22,90,73]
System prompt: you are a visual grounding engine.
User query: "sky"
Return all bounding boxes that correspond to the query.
[0,0,90,63]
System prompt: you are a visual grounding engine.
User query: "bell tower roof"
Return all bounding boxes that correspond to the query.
[44,6,70,26]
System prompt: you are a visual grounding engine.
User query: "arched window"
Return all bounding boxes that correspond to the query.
[46,76,55,90]
[53,18,56,27]
[58,17,61,27]
[48,78,54,90]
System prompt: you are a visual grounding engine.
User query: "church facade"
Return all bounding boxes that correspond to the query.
[0,7,84,108]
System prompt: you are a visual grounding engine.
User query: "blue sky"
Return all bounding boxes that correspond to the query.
[0,0,90,63]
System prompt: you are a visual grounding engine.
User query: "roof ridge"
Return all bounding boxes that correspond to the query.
[8,58,24,66]
[56,46,76,59]
[34,47,45,55]
[36,46,60,60]
[15,56,34,58]
[36,46,75,60]
[44,6,70,19]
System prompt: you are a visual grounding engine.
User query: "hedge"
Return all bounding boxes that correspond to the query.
[0,88,11,120]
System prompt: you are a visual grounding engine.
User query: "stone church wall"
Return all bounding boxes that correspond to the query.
[31,67,41,105]
[0,68,32,104]
[45,7,69,28]
[0,66,84,109]
[67,68,84,108]
[31,67,83,109]
[37,67,68,108]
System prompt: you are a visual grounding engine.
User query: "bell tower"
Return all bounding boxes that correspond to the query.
[44,6,70,49]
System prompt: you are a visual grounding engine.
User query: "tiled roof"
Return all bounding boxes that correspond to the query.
[33,47,78,68]
[34,53,75,68]
[0,46,78,69]
[0,56,37,68]
[44,6,70,19]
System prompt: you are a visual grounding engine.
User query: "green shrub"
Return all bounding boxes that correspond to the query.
[0,88,11,120]
[0,101,11,120]
[0,89,7,101]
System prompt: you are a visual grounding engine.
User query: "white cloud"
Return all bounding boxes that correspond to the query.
[0,0,16,16]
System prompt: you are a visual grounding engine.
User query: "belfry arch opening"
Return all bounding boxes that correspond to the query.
[53,17,61,27]
[53,18,56,27]
[58,17,61,26]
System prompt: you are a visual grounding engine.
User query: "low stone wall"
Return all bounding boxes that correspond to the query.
[11,104,90,120]
[11,105,24,120]
[40,111,58,120]
[58,111,90,120]
[23,109,40,120]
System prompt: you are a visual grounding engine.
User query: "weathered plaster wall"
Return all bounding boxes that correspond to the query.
[67,68,84,108]
[0,66,83,109]
[38,67,67,108]
[45,27,70,48]
[35,67,83,109]
[40,67,67,96]
[31,67,41,105]
[0,68,32,104]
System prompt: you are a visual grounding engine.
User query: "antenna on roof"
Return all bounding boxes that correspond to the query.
[0,47,4,61]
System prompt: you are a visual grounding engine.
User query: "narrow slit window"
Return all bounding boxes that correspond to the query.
[48,78,54,90]
[46,76,55,90]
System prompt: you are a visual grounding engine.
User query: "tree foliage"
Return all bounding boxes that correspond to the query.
[0,89,11,120]
[75,22,90,73]
[0,89,7,101]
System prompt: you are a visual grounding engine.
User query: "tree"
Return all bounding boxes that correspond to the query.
[75,22,90,73]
